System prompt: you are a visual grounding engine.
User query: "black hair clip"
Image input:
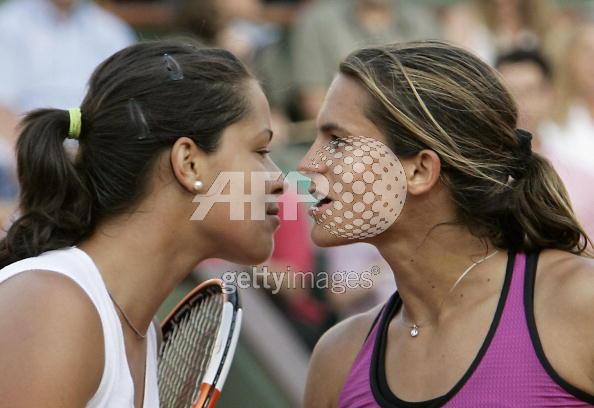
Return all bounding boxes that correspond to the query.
[128,98,151,141]
[163,53,184,81]
[509,129,533,180]
[515,129,533,158]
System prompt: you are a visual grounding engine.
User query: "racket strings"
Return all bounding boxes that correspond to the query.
[160,295,222,406]
[158,288,224,408]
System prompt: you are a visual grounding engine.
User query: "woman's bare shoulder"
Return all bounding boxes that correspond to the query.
[535,249,594,392]
[304,302,385,408]
[0,270,104,406]
[537,249,594,306]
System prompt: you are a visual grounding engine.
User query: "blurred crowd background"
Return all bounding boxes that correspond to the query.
[0,0,593,406]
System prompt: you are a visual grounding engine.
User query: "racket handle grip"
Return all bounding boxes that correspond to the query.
[194,383,221,408]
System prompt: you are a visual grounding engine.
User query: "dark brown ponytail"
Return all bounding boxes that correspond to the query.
[0,109,93,268]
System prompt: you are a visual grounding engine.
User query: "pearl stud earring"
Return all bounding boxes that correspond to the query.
[193,180,203,191]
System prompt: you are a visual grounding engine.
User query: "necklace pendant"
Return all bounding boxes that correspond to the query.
[410,325,419,337]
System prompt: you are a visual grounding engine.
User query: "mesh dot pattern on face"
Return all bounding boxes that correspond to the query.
[310,135,407,240]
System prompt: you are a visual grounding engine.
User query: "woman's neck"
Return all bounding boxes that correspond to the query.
[373,224,503,327]
[78,210,208,337]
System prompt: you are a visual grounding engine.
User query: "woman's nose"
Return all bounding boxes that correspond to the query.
[298,142,328,175]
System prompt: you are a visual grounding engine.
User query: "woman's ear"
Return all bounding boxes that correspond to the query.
[402,149,442,196]
[170,137,208,193]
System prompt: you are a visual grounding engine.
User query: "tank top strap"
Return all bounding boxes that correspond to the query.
[0,246,160,407]
[338,293,398,408]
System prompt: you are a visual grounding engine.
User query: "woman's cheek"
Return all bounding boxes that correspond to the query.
[309,135,408,240]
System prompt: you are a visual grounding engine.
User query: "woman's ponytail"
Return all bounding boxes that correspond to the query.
[510,153,591,254]
[0,109,93,268]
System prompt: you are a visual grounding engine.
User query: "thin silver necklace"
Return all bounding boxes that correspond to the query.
[401,250,499,338]
[107,289,147,339]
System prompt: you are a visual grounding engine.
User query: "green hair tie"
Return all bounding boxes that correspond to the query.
[68,108,82,139]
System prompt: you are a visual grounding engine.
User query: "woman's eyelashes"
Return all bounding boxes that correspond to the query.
[257,148,271,157]
[330,135,351,146]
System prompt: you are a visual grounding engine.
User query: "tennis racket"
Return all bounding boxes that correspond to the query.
[158,278,242,408]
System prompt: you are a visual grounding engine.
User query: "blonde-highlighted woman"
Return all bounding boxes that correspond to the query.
[302,41,594,407]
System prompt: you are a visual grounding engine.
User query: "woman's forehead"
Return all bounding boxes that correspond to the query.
[317,75,387,144]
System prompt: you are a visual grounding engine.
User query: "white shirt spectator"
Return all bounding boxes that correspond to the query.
[0,0,135,112]
[539,107,594,241]
[540,104,594,175]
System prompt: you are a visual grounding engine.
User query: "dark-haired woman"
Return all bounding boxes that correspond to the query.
[302,41,594,407]
[0,41,284,407]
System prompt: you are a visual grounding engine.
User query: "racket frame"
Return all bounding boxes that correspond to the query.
[159,278,241,408]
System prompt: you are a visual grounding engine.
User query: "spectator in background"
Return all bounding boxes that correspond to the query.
[176,0,276,63]
[0,0,135,229]
[0,0,135,129]
[542,22,594,175]
[291,0,439,120]
[496,49,553,135]
[442,0,556,64]
[496,48,594,240]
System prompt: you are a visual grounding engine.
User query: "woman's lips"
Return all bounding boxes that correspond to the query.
[265,205,281,228]
[266,206,280,216]
[308,198,333,217]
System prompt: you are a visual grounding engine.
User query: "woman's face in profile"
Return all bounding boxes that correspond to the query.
[299,74,407,248]
[194,80,284,265]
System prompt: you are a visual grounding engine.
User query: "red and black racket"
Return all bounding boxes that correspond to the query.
[158,278,242,408]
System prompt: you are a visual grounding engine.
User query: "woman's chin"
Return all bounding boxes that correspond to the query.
[217,236,273,266]
[310,225,351,247]
[244,241,275,265]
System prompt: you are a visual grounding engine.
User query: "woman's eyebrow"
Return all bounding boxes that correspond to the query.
[256,128,274,142]
[319,122,349,135]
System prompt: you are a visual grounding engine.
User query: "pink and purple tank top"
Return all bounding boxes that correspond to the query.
[338,251,594,407]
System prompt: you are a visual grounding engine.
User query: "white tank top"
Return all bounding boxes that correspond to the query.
[0,246,160,407]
